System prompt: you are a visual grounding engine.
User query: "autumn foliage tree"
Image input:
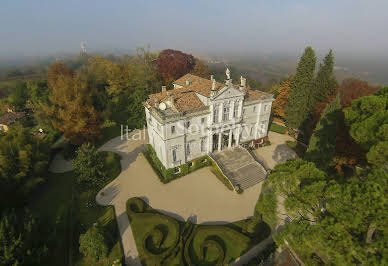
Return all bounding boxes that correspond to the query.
[190,58,211,78]
[44,70,103,145]
[155,49,196,82]
[47,62,74,88]
[272,77,293,119]
[311,78,380,168]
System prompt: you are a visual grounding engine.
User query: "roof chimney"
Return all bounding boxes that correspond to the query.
[210,75,214,81]
[162,86,166,92]
[185,80,191,86]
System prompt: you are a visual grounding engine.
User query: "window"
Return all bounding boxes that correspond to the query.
[253,106,256,112]
[260,122,266,133]
[201,138,206,152]
[234,103,238,118]
[185,120,190,129]
[213,106,218,123]
[172,149,177,162]
[157,123,161,131]
[171,125,175,134]
[201,117,205,125]
[250,127,253,136]
[223,105,229,121]
[186,143,191,155]
[264,105,268,112]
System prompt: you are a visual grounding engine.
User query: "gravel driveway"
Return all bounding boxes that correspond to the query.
[96,129,263,265]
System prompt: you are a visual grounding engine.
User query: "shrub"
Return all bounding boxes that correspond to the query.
[269,123,287,134]
[72,143,107,189]
[79,226,109,261]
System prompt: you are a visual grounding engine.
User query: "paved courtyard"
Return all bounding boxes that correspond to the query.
[96,129,263,265]
[253,131,298,169]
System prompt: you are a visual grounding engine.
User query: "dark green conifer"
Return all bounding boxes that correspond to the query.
[285,46,317,129]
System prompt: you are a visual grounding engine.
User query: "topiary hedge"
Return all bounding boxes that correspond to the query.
[143,144,212,183]
[126,197,271,265]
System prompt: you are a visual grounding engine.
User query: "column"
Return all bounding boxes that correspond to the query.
[219,102,223,123]
[236,127,240,146]
[230,101,235,120]
[208,132,213,153]
[218,132,222,152]
[228,130,232,148]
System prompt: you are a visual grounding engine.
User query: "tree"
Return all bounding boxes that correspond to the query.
[155,49,196,82]
[313,50,338,102]
[285,47,317,129]
[0,209,47,265]
[0,126,50,211]
[339,78,379,108]
[272,77,293,119]
[311,78,379,168]
[47,62,74,88]
[190,59,211,78]
[268,159,388,265]
[343,87,388,167]
[8,82,28,111]
[44,73,103,144]
[79,226,108,261]
[305,94,341,170]
[72,143,106,188]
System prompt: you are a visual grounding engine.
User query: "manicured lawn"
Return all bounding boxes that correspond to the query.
[269,122,287,134]
[126,197,271,265]
[29,151,124,265]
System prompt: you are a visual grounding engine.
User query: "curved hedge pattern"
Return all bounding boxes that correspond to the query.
[126,197,271,265]
[200,239,225,265]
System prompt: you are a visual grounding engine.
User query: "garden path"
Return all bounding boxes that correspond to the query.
[253,131,297,169]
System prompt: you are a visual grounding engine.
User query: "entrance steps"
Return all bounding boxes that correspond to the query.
[211,147,267,190]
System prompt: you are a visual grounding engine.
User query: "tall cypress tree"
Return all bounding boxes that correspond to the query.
[314,49,338,102]
[305,94,341,170]
[285,46,317,129]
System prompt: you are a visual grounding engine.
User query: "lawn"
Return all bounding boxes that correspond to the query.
[269,122,287,134]
[126,197,271,265]
[29,151,124,266]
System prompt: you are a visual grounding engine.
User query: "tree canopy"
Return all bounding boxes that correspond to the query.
[268,159,388,265]
[272,77,293,119]
[72,143,107,189]
[313,49,338,102]
[305,94,341,170]
[285,46,317,129]
[0,126,50,211]
[344,87,388,167]
[155,49,196,82]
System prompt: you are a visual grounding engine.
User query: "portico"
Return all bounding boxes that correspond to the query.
[210,126,241,153]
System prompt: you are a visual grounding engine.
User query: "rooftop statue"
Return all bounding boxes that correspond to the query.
[226,68,230,80]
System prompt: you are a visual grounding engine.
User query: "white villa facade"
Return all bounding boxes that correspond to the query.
[143,70,274,169]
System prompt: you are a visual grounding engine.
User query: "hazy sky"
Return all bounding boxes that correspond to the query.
[1,0,387,58]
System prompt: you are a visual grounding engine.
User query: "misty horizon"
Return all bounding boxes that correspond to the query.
[1,0,388,59]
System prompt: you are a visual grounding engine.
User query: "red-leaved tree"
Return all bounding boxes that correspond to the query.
[155,49,196,82]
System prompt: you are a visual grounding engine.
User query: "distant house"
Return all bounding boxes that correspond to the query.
[0,111,26,132]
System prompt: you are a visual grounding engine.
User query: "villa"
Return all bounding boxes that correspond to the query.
[143,69,274,171]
